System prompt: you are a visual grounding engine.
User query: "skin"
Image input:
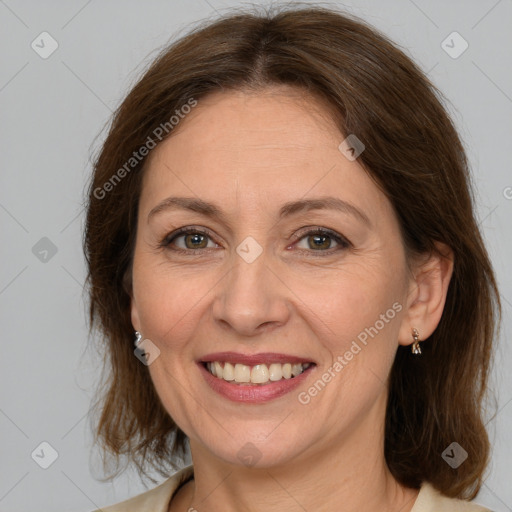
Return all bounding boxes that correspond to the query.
[130,86,454,512]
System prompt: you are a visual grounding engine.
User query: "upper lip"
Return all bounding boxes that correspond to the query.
[199,352,315,366]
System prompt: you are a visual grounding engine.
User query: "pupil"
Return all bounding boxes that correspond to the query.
[184,233,332,250]
[311,235,330,250]
[187,233,206,248]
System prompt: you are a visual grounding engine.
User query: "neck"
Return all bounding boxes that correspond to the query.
[171,396,419,512]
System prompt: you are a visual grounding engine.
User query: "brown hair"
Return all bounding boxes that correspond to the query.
[83,4,501,498]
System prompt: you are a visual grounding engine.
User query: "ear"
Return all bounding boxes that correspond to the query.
[123,264,141,333]
[131,296,141,334]
[398,242,454,348]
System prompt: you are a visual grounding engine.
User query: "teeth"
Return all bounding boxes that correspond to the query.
[223,362,235,381]
[268,363,282,381]
[206,361,312,385]
[251,364,269,384]
[291,363,303,377]
[214,361,223,379]
[234,363,251,383]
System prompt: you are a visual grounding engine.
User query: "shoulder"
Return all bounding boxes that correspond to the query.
[90,465,194,512]
[412,482,493,512]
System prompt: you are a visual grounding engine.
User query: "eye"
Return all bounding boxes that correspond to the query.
[159,226,351,256]
[160,228,218,252]
[293,227,351,254]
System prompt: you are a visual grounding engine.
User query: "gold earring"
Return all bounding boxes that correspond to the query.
[411,328,421,354]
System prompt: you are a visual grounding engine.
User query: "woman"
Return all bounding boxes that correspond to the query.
[84,5,501,511]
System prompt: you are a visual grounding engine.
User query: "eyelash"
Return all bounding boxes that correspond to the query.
[159,226,351,257]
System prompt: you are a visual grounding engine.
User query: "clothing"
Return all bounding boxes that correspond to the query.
[93,464,493,512]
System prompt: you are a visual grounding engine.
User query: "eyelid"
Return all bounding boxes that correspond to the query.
[160,225,351,254]
[291,225,348,242]
[160,226,219,248]
[290,226,351,252]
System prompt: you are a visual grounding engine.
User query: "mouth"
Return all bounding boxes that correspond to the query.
[202,360,314,386]
[197,352,317,402]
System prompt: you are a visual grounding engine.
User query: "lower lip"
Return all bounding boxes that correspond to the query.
[198,362,315,403]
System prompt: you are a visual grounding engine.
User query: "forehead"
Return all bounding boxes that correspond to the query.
[139,88,394,227]
[172,87,340,146]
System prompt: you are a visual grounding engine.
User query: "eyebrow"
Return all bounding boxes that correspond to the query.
[148,196,371,228]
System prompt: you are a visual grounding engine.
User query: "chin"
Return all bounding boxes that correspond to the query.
[197,428,312,470]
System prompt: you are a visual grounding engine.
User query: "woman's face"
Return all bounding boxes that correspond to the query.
[131,87,415,468]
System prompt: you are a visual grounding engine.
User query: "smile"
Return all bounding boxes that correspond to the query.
[204,361,313,385]
[198,352,317,403]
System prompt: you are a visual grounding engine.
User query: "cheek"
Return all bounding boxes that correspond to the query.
[290,263,404,393]
[132,257,219,348]
[287,259,402,336]
[306,289,403,422]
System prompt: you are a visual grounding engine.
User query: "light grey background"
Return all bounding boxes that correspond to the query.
[0,0,511,511]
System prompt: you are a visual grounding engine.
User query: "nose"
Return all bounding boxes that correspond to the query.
[211,249,291,337]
